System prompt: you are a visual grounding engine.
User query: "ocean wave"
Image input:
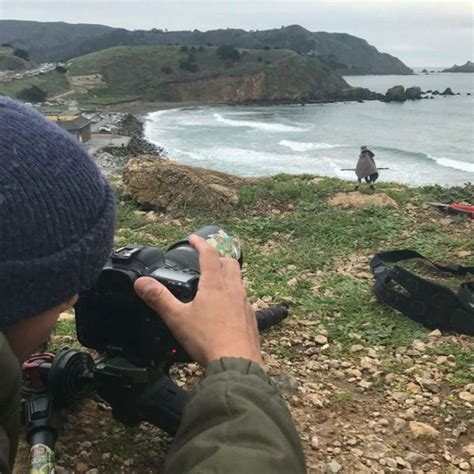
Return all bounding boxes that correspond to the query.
[279,140,347,152]
[213,113,305,132]
[428,155,474,173]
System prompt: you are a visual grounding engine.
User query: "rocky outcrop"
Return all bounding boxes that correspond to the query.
[440,87,455,96]
[442,61,474,73]
[384,85,406,102]
[405,86,422,100]
[123,155,250,212]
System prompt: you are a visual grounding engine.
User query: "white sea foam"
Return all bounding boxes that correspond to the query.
[213,113,304,132]
[279,140,347,152]
[428,154,474,173]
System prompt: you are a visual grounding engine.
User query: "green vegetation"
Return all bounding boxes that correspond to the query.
[0,69,70,99]
[0,45,31,71]
[65,45,330,103]
[17,85,47,102]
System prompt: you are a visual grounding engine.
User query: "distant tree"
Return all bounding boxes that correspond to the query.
[263,46,271,51]
[241,50,248,56]
[217,45,240,62]
[190,46,197,53]
[187,52,196,63]
[257,56,263,62]
[179,59,199,72]
[265,60,271,65]
[13,48,29,61]
[180,45,189,52]
[207,42,213,46]
[17,86,47,103]
[55,65,67,73]
[2,43,13,48]
[198,46,205,52]
[161,65,173,74]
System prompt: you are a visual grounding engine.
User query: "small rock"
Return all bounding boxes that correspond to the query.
[409,421,440,439]
[459,391,474,402]
[102,453,111,461]
[311,435,320,450]
[275,374,299,395]
[460,461,471,470]
[463,443,474,456]
[394,417,407,433]
[350,344,364,353]
[287,277,298,288]
[75,463,89,473]
[314,334,328,345]
[406,452,427,464]
[412,340,426,352]
[407,382,422,394]
[325,460,342,473]
[428,329,442,338]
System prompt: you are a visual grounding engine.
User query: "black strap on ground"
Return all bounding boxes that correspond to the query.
[370,249,474,335]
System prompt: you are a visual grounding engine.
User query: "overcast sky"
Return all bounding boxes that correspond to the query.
[1,1,472,67]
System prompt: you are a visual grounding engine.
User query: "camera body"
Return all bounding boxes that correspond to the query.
[75,226,241,366]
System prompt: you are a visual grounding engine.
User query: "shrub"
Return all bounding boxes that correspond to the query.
[263,46,271,51]
[217,45,240,62]
[180,45,189,52]
[198,46,205,52]
[17,85,47,103]
[179,60,199,73]
[265,60,271,65]
[190,46,197,53]
[161,65,173,74]
[257,56,263,62]
[13,48,29,61]
[55,65,68,73]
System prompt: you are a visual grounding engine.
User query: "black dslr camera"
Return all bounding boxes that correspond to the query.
[22,226,288,460]
[75,225,241,366]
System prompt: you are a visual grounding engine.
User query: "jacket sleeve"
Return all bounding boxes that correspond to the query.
[164,358,306,474]
[0,334,21,474]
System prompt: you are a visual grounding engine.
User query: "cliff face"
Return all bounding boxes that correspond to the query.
[69,46,375,104]
[154,56,350,103]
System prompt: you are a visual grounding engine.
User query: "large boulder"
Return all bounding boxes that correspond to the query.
[405,86,422,100]
[123,155,249,212]
[384,85,406,102]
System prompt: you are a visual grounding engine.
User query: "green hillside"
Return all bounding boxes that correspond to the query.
[0,69,70,100]
[0,45,31,71]
[67,45,351,104]
[0,20,413,75]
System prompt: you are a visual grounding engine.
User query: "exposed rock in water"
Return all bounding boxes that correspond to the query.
[440,87,455,96]
[123,155,250,212]
[405,86,422,100]
[384,85,405,102]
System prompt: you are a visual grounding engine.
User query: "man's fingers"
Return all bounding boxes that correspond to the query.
[188,234,222,285]
[134,277,184,321]
[220,257,243,285]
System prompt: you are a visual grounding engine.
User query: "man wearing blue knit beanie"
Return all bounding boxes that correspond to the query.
[0,98,304,474]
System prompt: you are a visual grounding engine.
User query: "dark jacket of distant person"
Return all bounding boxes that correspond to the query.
[356,146,377,179]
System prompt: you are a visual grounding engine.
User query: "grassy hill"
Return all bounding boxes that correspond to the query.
[0,45,31,71]
[0,21,413,75]
[66,45,352,105]
[36,174,473,473]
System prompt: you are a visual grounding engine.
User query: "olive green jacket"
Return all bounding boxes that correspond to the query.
[0,342,305,474]
[0,334,21,474]
[165,357,306,474]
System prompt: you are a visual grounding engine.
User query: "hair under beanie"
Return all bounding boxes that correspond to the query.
[0,97,116,329]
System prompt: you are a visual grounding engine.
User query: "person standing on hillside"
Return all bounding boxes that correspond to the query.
[355,146,378,190]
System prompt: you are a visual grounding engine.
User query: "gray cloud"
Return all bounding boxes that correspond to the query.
[1,0,472,66]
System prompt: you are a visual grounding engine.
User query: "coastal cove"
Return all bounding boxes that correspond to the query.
[144,73,474,187]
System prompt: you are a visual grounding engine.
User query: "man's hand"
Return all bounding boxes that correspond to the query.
[134,235,263,368]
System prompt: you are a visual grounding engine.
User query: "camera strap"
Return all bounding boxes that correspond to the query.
[370,249,474,335]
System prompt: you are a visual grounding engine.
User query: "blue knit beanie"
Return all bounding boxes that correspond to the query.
[0,97,116,329]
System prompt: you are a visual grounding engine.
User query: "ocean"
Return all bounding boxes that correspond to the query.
[144,72,474,186]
